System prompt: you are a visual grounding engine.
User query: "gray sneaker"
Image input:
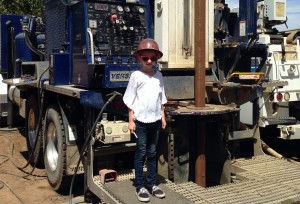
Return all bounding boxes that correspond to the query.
[150,185,165,198]
[136,187,150,202]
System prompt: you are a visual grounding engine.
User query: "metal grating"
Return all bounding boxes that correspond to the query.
[117,169,135,181]
[237,170,261,180]
[93,176,123,204]
[92,155,300,204]
[167,155,300,204]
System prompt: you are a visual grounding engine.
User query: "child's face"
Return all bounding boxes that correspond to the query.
[138,50,158,68]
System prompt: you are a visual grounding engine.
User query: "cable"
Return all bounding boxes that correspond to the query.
[0,135,47,178]
[258,88,276,111]
[0,155,9,166]
[11,139,47,178]
[0,179,25,204]
[8,68,49,178]
[23,30,45,60]
[68,91,122,204]
[0,137,12,167]
[20,70,49,178]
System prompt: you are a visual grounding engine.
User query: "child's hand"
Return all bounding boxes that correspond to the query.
[162,118,167,129]
[128,121,136,133]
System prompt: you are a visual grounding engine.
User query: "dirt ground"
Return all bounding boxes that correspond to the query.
[1,122,299,204]
[0,126,74,204]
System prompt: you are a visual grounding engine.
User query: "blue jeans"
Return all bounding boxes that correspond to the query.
[134,120,161,190]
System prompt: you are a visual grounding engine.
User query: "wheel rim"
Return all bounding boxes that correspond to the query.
[28,109,36,149]
[46,122,58,172]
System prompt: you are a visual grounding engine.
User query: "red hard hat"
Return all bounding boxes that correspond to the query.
[133,38,163,59]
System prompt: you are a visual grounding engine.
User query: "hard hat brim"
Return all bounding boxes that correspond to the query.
[133,49,163,59]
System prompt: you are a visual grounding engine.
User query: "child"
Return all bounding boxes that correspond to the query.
[123,38,167,202]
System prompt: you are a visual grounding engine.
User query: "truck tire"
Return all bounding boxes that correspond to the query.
[0,117,6,127]
[25,95,43,165]
[43,105,70,192]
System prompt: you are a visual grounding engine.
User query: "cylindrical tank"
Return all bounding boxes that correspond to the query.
[8,86,21,106]
[36,33,45,51]
[15,33,41,61]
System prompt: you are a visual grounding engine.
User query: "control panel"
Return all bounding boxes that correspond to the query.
[70,0,147,88]
[95,119,131,144]
[87,2,147,57]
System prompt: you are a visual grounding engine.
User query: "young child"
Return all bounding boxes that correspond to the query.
[123,38,167,202]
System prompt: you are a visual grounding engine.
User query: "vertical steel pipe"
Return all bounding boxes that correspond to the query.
[194,0,206,107]
[194,0,207,187]
[6,20,14,127]
[195,121,206,187]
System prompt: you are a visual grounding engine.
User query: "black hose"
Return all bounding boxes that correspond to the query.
[68,91,122,204]
[10,68,49,175]
[24,30,45,61]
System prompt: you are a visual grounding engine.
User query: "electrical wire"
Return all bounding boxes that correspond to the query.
[68,91,122,204]
[0,135,46,179]
[0,155,9,166]
[0,179,25,204]
[9,67,49,178]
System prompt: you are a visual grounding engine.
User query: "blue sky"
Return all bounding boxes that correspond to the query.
[226,0,299,31]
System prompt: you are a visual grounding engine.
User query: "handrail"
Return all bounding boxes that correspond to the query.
[87,28,94,64]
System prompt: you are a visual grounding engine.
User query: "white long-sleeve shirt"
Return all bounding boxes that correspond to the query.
[123,70,167,123]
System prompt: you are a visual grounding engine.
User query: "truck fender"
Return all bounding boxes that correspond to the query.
[57,101,84,175]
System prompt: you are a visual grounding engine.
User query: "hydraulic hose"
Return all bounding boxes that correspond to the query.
[23,30,45,61]
[68,91,122,204]
[10,68,49,177]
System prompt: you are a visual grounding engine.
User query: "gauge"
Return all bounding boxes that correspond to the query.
[117,5,123,12]
[122,26,128,31]
[124,6,130,12]
[105,127,112,134]
[95,3,108,11]
[89,20,97,28]
[95,57,102,63]
[122,125,128,133]
[138,7,145,14]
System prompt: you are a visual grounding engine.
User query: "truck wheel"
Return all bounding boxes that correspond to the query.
[25,95,43,165]
[0,117,7,127]
[43,106,70,192]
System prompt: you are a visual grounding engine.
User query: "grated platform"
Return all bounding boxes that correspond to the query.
[98,171,194,204]
[94,155,300,204]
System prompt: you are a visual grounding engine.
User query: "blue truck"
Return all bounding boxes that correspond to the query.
[3,0,300,203]
[0,14,23,125]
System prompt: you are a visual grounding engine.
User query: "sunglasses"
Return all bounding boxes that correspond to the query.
[140,56,158,62]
